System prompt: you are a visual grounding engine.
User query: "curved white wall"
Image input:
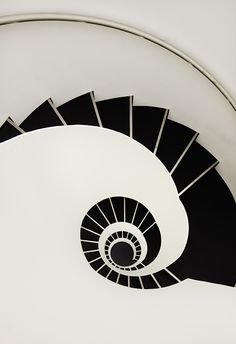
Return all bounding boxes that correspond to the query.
[0,2,235,344]
[0,0,235,100]
[0,18,235,198]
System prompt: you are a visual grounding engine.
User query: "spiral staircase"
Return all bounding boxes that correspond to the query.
[1,91,235,289]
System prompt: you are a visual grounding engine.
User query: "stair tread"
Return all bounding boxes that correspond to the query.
[153,270,178,287]
[156,119,196,171]
[172,141,217,192]
[2,92,235,289]
[96,96,132,136]
[170,168,236,286]
[133,106,167,152]
[118,274,129,287]
[0,118,22,143]
[141,275,159,289]
[20,99,63,132]
[130,276,142,289]
[57,92,100,126]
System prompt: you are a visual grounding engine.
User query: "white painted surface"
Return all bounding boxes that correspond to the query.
[0,126,188,274]
[0,129,235,344]
[0,19,235,198]
[0,0,235,100]
[0,2,235,343]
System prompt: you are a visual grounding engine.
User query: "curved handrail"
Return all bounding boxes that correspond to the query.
[0,12,235,112]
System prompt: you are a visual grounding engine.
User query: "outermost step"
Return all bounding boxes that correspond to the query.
[96,96,133,136]
[0,117,23,143]
[57,91,101,126]
[20,99,65,131]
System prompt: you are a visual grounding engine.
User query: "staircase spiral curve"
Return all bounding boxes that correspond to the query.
[1,91,235,289]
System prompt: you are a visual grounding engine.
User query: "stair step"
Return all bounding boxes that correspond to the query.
[133,106,168,152]
[0,117,24,143]
[86,203,109,229]
[96,96,132,136]
[152,270,179,287]
[97,265,111,278]
[111,196,129,222]
[88,197,161,274]
[81,212,104,235]
[107,270,119,283]
[130,276,142,289]
[57,91,101,126]
[118,274,129,287]
[172,141,218,193]
[169,168,236,286]
[124,197,139,223]
[1,91,234,290]
[156,119,197,172]
[89,257,104,271]
[141,223,161,266]
[141,275,159,289]
[20,99,65,132]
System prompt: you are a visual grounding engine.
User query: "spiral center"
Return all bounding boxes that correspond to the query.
[110,241,135,267]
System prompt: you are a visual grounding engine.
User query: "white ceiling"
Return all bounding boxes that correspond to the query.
[0,18,235,199]
[0,0,235,100]
[0,2,235,344]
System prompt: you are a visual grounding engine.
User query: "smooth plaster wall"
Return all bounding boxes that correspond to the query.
[0,1,235,344]
[0,0,235,100]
